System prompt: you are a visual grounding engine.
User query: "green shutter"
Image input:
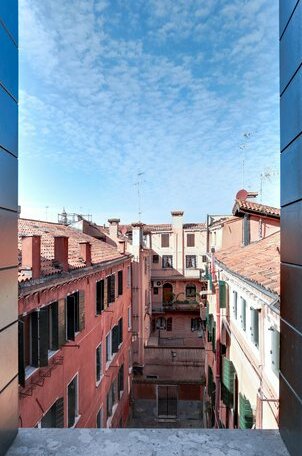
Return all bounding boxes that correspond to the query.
[221,357,235,408]
[219,281,227,308]
[239,393,254,429]
[212,322,216,352]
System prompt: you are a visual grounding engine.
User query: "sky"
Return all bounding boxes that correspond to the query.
[19,0,280,225]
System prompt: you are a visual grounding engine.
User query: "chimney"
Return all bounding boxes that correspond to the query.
[118,240,126,254]
[21,235,41,279]
[132,222,144,249]
[54,236,69,272]
[108,218,120,239]
[171,210,184,230]
[79,241,91,266]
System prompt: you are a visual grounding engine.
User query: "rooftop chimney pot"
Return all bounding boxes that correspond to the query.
[21,235,41,280]
[54,236,69,272]
[79,241,92,267]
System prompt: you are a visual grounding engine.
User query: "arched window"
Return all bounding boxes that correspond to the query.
[186,284,196,298]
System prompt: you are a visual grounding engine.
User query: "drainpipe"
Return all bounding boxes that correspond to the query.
[211,248,221,427]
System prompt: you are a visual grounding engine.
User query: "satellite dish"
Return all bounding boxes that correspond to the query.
[236,189,248,200]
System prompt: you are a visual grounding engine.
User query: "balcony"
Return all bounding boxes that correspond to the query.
[7,429,289,455]
[152,301,200,313]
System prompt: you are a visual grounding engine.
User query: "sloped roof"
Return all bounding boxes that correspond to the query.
[215,231,280,295]
[232,199,280,218]
[18,218,125,283]
[119,223,205,234]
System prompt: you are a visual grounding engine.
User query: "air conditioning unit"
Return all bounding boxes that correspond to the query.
[156,280,163,287]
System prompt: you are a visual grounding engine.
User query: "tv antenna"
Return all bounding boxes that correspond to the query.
[239,132,252,187]
[259,168,279,202]
[134,171,145,222]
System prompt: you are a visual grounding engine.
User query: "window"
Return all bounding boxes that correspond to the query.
[40,398,64,428]
[128,307,131,330]
[250,308,259,347]
[118,364,124,399]
[96,343,102,382]
[106,332,112,363]
[156,317,166,330]
[191,317,202,331]
[96,408,103,428]
[271,328,280,376]
[202,255,207,263]
[66,291,85,340]
[161,233,169,247]
[167,317,172,332]
[186,284,196,298]
[112,325,119,355]
[118,270,123,296]
[153,286,159,295]
[153,254,159,263]
[187,233,195,247]
[68,375,79,427]
[107,275,116,304]
[96,280,104,314]
[233,291,238,319]
[162,255,173,268]
[240,297,246,331]
[107,381,117,419]
[127,266,131,288]
[186,255,197,268]
[118,318,123,345]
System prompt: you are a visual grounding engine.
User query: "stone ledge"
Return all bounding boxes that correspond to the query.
[7,429,289,456]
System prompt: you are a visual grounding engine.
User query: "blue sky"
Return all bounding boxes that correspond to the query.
[19,0,280,224]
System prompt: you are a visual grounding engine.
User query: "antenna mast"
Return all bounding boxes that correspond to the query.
[134,171,144,222]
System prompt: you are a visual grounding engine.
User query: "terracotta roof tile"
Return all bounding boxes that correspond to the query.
[215,231,280,295]
[18,218,125,283]
[233,199,280,218]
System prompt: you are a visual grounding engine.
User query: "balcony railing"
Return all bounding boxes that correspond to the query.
[152,301,200,312]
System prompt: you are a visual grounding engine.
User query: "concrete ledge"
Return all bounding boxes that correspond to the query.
[7,429,289,456]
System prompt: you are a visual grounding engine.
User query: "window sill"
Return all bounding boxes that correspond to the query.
[48,349,59,359]
[25,366,39,381]
[70,415,81,429]
[96,375,104,387]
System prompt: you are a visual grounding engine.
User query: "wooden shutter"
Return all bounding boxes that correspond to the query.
[250,308,259,347]
[18,320,25,387]
[219,281,227,308]
[221,357,235,407]
[187,233,195,247]
[96,346,101,381]
[111,275,116,302]
[240,298,246,331]
[39,307,49,367]
[239,393,253,429]
[112,326,119,354]
[233,291,238,319]
[96,280,104,314]
[107,276,111,305]
[161,233,169,247]
[31,311,39,367]
[78,290,85,331]
[51,302,59,350]
[104,278,108,310]
[55,397,64,428]
[212,322,216,352]
[118,365,124,398]
[58,298,66,347]
[118,318,123,345]
[271,329,280,374]
[167,317,172,332]
[118,270,123,296]
[67,296,76,341]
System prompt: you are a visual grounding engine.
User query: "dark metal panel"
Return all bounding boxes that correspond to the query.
[281,135,302,206]
[281,264,302,332]
[280,374,302,455]
[0,24,18,99]
[280,67,302,152]
[280,1,302,93]
[280,0,300,37]
[0,151,17,211]
[0,87,18,157]
[0,0,18,44]
[0,377,18,456]
[281,201,302,265]
[0,322,18,392]
[280,320,302,400]
[0,268,17,331]
[0,209,18,269]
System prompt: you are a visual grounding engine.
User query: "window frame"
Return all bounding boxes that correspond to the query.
[186,255,197,269]
[162,255,173,269]
[67,373,80,428]
[161,233,170,248]
[187,233,195,247]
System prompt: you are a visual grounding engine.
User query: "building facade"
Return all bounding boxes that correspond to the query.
[0,1,19,454]
[204,232,280,429]
[18,219,132,429]
[280,1,302,454]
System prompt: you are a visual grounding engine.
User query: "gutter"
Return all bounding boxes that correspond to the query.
[19,254,132,297]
